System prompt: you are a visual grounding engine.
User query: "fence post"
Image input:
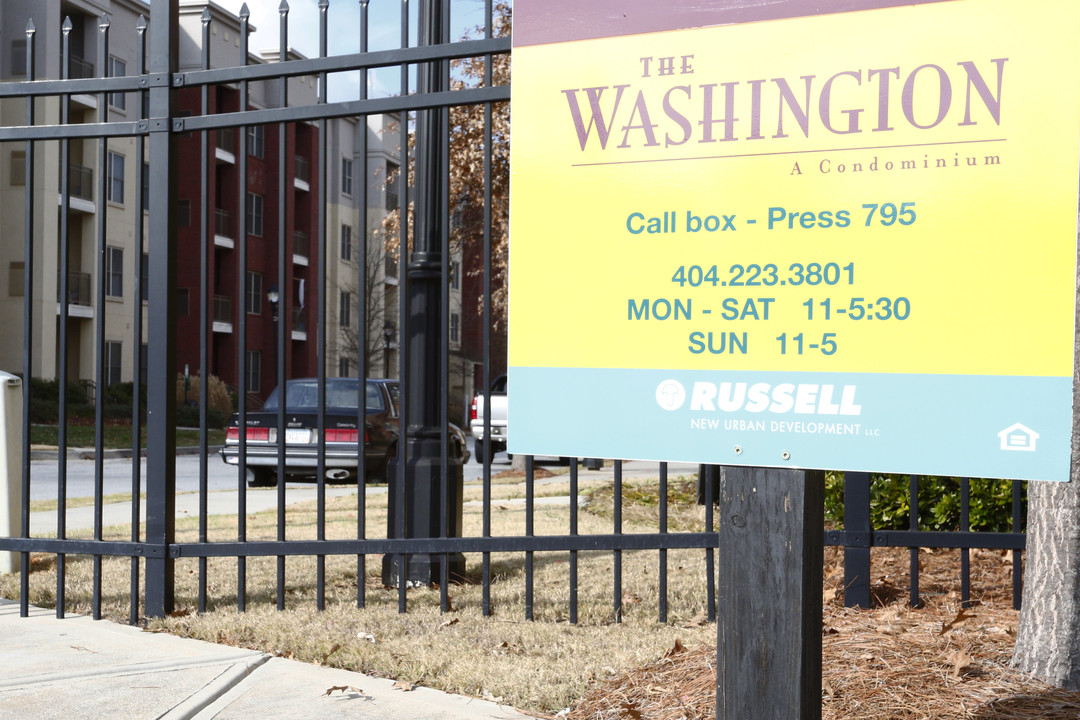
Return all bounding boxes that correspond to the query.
[717,466,824,720]
[0,372,21,575]
[144,0,179,618]
[843,471,872,608]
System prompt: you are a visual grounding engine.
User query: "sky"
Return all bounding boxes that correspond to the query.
[208,0,497,100]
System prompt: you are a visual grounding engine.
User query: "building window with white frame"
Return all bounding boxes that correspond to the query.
[341,224,352,262]
[341,157,353,196]
[245,350,261,393]
[106,246,124,298]
[108,56,126,110]
[105,341,123,386]
[245,271,262,314]
[450,312,460,343]
[247,125,264,158]
[338,357,350,378]
[10,150,25,186]
[246,192,263,237]
[107,151,125,204]
[339,290,351,328]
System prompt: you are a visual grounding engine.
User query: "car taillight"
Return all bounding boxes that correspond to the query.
[325,429,359,442]
[470,398,477,422]
[227,427,270,443]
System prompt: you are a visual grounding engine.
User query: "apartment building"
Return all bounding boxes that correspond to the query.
[0,0,450,409]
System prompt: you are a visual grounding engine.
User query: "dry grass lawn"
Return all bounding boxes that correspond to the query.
[1,474,717,715]
[5,472,1077,718]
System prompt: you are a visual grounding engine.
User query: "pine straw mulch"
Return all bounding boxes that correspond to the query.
[566,546,1080,720]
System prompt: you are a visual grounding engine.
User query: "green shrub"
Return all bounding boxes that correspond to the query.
[175,404,227,429]
[28,377,89,404]
[104,381,147,408]
[824,472,1026,532]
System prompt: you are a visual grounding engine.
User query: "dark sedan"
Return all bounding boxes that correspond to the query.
[220,378,468,486]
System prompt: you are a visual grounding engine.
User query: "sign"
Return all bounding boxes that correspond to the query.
[509,0,1080,481]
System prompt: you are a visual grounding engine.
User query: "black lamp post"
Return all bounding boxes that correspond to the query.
[382,320,395,378]
[382,0,464,588]
[267,283,279,387]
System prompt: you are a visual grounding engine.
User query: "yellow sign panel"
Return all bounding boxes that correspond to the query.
[509,0,1080,480]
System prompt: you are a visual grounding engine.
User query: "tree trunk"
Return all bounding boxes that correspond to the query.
[1012,228,1080,687]
[1012,480,1080,687]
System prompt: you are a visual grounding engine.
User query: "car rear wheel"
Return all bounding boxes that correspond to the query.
[248,468,277,487]
[474,438,486,464]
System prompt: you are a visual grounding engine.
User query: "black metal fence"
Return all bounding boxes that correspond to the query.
[0,0,1024,638]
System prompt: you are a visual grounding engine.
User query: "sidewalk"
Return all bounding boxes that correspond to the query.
[0,600,532,720]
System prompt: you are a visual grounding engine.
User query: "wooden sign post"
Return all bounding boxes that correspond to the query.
[718,466,824,720]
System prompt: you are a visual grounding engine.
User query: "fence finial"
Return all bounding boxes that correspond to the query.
[136,15,147,33]
[239,3,250,20]
[279,0,290,14]
[99,13,111,30]
[319,0,329,9]
[25,19,35,36]
[202,7,211,24]
[62,17,72,34]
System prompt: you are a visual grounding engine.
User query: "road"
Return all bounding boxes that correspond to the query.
[17,440,699,533]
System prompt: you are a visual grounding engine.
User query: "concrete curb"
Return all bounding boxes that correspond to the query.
[30,445,223,461]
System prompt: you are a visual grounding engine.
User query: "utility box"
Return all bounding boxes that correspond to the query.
[0,372,22,575]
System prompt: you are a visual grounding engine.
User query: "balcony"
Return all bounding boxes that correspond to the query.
[292,306,307,341]
[65,55,95,79]
[58,163,96,213]
[214,209,234,248]
[56,271,93,318]
[212,294,232,333]
[216,128,236,163]
[65,55,98,109]
[293,230,309,266]
[294,155,310,191]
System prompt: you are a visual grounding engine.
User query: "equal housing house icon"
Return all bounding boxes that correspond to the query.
[998,423,1039,452]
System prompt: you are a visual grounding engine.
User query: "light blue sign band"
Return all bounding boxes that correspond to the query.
[508,366,1072,481]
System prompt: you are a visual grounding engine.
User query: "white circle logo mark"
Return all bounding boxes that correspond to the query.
[656,380,686,411]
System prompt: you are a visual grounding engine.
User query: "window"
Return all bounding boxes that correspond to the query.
[245,271,262,315]
[105,341,122,387]
[105,246,123,298]
[450,260,460,290]
[245,351,261,393]
[339,291,351,328]
[107,151,125,204]
[450,312,460,343]
[10,150,25,186]
[108,56,126,110]
[340,224,352,262]
[140,253,148,302]
[9,262,24,297]
[386,161,399,210]
[247,125,264,158]
[11,40,27,77]
[246,192,263,237]
[341,157,353,196]
[338,357,350,378]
